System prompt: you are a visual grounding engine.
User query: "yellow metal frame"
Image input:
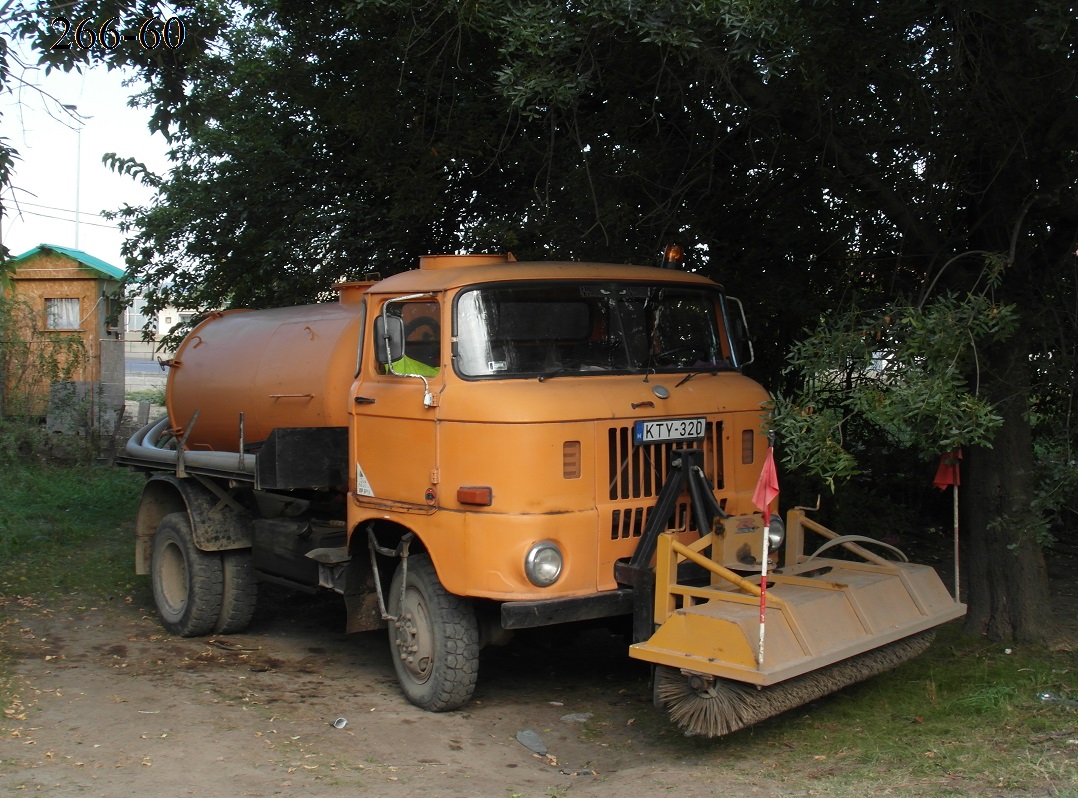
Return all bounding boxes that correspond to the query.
[629,509,966,685]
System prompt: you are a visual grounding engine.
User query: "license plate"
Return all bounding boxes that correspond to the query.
[633,417,707,444]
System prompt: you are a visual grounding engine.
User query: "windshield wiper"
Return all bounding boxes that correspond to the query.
[675,362,735,387]
[538,366,572,382]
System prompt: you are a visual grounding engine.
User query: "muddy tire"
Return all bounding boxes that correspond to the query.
[214,550,258,634]
[388,554,479,711]
[151,512,223,637]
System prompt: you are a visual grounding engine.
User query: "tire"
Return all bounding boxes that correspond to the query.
[214,550,258,634]
[387,554,479,711]
[151,512,223,637]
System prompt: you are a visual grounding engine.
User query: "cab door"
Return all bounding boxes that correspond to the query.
[349,298,443,511]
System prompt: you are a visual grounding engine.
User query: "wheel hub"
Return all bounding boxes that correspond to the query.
[394,590,434,683]
[159,540,189,613]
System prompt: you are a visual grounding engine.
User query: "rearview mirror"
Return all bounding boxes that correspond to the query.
[374,314,404,364]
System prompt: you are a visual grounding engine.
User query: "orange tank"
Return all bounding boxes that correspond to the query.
[166,283,371,451]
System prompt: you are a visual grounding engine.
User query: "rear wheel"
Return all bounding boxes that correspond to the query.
[215,550,258,634]
[151,512,223,637]
[388,554,479,711]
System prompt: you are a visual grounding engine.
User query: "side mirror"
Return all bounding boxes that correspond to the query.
[725,296,755,367]
[374,314,405,364]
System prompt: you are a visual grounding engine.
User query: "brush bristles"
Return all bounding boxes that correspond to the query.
[656,631,936,737]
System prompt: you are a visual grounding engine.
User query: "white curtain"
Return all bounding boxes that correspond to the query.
[46,298,81,329]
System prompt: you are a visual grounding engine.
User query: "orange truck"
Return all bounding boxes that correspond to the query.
[120,253,963,735]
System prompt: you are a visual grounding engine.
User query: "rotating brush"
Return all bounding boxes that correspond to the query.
[656,631,936,737]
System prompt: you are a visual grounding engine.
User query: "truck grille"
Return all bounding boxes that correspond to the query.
[605,421,724,540]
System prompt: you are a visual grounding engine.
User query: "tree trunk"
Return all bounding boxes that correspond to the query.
[961,327,1052,643]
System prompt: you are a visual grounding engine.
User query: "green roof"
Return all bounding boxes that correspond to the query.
[12,244,124,281]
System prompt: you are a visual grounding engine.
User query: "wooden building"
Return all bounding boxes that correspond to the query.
[5,244,125,430]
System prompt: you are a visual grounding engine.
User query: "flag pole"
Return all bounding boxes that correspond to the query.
[952,473,960,600]
[758,513,770,668]
[753,432,779,669]
[933,450,962,601]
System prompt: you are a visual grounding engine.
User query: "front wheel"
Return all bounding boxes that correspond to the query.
[387,554,479,711]
[151,512,223,637]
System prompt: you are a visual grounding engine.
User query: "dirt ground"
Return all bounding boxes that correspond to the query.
[2,562,1075,798]
[1,586,793,798]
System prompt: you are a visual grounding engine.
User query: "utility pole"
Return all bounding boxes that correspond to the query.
[62,104,89,249]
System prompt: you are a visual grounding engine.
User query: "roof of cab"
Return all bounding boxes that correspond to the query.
[359,258,721,295]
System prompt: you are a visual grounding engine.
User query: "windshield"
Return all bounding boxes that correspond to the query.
[453,282,734,378]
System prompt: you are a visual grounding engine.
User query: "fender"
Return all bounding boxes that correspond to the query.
[134,474,253,573]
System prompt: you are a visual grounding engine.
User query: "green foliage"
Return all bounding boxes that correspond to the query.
[107,2,523,332]
[491,0,805,115]
[771,291,1017,489]
[1028,435,1078,541]
[0,293,87,420]
[93,0,874,324]
[100,153,162,189]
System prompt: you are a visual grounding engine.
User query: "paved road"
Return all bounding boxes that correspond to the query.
[125,358,168,393]
[126,358,168,375]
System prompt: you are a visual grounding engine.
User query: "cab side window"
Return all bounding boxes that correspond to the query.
[402,301,440,367]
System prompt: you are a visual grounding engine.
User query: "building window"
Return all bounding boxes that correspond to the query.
[127,298,154,333]
[45,298,80,330]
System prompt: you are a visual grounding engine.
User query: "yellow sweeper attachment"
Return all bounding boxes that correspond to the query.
[630,508,966,737]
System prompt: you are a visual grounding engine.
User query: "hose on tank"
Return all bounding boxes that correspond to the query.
[125,417,256,475]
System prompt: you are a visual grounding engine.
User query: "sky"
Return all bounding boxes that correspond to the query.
[1,53,170,271]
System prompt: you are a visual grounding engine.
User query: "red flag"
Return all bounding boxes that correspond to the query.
[753,446,780,516]
[933,450,962,490]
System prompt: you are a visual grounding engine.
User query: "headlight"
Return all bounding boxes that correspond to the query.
[767,513,786,550]
[524,541,563,587]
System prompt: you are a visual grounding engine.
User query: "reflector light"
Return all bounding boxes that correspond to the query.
[457,486,493,506]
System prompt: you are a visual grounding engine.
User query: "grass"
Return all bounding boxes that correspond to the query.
[125,387,166,405]
[0,456,144,598]
[0,456,1074,797]
[0,455,147,757]
[644,624,1078,796]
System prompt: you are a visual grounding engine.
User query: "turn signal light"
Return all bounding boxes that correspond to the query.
[457,486,493,506]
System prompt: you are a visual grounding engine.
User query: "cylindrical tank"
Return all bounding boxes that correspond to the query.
[166,284,370,452]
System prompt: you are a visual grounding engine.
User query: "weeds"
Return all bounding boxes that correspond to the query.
[719,625,1078,796]
[0,458,143,597]
[125,387,166,405]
